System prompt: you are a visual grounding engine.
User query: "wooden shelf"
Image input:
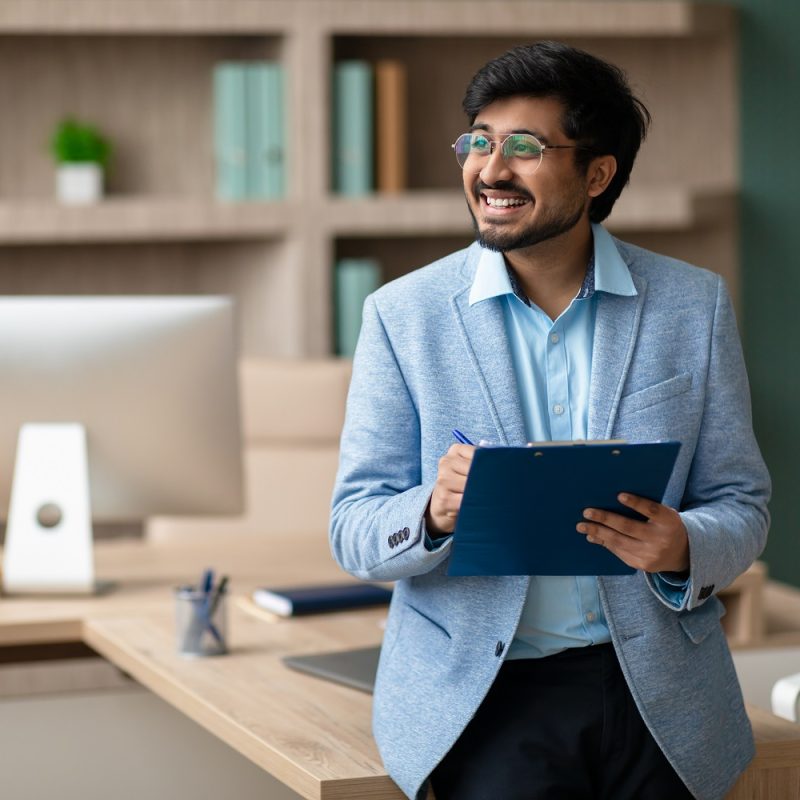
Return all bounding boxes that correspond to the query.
[326,186,736,238]
[0,1,734,37]
[0,198,291,245]
[0,0,740,355]
[608,185,736,233]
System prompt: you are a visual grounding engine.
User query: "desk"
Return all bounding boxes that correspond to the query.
[1,534,799,799]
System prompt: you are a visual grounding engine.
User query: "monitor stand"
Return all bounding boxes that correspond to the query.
[3,423,98,595]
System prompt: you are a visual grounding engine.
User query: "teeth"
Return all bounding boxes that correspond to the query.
[485,196,527,208]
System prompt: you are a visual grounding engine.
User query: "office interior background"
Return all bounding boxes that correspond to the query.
[0,0,795,585]
[1,2,799,799]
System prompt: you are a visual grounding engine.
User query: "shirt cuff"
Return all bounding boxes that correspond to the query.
[651,571,692,609]
[422,519,453,551]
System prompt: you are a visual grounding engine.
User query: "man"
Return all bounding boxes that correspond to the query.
[330,42,770,800]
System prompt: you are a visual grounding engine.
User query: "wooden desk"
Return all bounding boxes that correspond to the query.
[1,534,799,799]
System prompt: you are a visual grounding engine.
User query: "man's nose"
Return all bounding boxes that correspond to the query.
[479,143,513,184]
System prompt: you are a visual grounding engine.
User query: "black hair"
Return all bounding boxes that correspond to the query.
[462,41,650,223]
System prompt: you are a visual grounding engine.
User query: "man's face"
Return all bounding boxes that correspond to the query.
[462,95,593,253]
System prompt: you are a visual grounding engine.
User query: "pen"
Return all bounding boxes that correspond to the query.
[199,568,224,645]
[200,568,214,600]
[452,428,475,446]
[208,575,229,618]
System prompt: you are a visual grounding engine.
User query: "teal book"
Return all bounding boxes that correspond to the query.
[246,62,285,199]
[213,63,248,201]
[334,258,380,356]
[333,61,374,195]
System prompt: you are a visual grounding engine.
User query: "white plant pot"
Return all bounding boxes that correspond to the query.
[56,163,104,205]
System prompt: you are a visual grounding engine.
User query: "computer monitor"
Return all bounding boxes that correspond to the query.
[0,296,244,593]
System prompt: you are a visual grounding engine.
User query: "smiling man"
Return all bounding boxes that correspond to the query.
[330,42,770,800]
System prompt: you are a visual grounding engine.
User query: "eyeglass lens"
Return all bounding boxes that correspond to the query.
[453,132,544,172]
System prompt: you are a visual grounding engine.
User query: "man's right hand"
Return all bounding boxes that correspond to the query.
[425,444,475,536]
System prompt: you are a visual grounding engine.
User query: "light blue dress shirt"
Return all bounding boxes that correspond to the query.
[468,224,636,659]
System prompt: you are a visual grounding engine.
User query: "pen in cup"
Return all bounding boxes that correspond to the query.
[177,569,226,653]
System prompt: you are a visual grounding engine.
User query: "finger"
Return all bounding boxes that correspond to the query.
[447,443,476,460]
[616,493,664,520]
[439,451,473,478]
[581,509,644,540]
[577,526,646,570]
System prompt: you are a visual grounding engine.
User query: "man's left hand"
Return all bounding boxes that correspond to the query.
[576,493,689,573]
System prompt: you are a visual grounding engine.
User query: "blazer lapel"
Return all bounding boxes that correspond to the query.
[588,273,647,439]
[451,288,527,447]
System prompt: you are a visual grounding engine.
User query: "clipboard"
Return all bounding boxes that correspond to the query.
[448,441,681,576]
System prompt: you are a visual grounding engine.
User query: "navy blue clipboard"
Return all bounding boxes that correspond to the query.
[448,441,681,577]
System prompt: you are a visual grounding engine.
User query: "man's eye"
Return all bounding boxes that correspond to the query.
[507,136,541,158]
[471,135,491,152]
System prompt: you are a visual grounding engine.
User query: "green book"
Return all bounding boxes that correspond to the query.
[213,63,248,201]
[335,258,380,356]
[333,61,373,196]
[246,62,285,199]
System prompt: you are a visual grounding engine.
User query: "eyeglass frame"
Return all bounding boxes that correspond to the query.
[451,131,595,174]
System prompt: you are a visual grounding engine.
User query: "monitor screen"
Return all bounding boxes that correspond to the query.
[0,296,244,523]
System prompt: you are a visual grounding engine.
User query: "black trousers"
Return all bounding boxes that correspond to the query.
[429,643,694,800]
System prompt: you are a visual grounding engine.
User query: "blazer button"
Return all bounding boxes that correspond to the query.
[403,527,410,540]
[495,641,505,657]
[387,535,394,548]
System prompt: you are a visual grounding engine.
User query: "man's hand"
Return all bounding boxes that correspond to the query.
[576,493,690,573]
[425,444,475,536]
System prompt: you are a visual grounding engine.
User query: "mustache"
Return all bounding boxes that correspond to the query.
[473,180,533,202]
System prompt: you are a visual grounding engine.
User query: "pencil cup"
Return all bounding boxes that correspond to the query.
[174,585,228,657]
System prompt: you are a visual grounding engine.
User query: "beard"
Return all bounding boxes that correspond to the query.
[466,181,586,252]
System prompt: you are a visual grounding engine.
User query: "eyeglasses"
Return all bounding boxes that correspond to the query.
[451,131,589,175]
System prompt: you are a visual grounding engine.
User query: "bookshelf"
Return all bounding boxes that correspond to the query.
[0,0,739,357]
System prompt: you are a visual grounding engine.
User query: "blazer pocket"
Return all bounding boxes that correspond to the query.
[678,596,726,644]
[402,602,452,640]
[619,372,693,416]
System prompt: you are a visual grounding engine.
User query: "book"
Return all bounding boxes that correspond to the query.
[246,61,285,199]
[334,258,380,356]
[253,583,392,617]
[375,59,407,193]
[449,440,681,577]
[333,60,373,195]
[213,62,249,201]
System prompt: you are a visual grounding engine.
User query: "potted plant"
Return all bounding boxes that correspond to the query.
[50,118,111,205]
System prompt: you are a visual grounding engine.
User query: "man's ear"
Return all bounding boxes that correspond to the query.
[586,155,617,198]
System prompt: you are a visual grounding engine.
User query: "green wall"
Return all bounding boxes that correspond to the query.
[734,0,800,585]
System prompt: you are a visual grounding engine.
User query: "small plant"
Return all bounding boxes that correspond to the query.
[49,118,111,167]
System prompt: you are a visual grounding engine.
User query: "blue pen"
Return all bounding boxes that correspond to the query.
[452,429,475,445]
[198,568,224,645]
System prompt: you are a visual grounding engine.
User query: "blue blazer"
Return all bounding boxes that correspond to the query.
[330,235,770,800]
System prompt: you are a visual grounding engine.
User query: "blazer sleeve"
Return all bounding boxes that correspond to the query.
[645,275,771,610]
[329,294,453,582]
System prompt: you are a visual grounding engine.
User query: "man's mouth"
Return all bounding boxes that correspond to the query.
[484,195,529,208]
[479,190,532,213]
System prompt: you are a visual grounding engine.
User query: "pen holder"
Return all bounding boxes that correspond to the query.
[174,585,228,657]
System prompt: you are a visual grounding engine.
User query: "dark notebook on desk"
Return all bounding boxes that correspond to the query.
[449,440,681,577]
[253,582,392,616]
[283,646,381,694]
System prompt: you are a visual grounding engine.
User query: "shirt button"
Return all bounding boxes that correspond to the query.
[586,612,596,623]
[553,404,564,415]
[550,333,560,344]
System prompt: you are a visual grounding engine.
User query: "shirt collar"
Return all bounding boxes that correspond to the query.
[468,223,637,307]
